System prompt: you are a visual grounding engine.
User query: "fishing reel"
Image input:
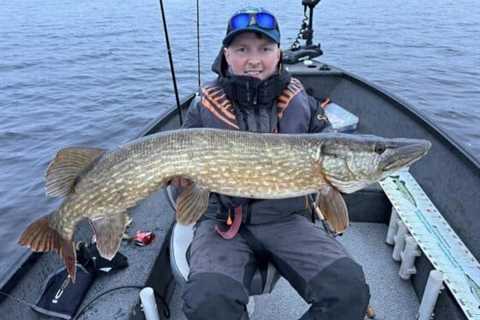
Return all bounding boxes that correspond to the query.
[283,0,323,64]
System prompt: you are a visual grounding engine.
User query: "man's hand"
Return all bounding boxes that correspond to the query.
[170,178,249,209]
[170,177,193,188]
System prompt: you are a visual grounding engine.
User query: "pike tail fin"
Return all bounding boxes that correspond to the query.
[18,214,77,282]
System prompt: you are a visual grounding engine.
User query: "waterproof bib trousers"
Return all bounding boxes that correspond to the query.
[182,215,370,320]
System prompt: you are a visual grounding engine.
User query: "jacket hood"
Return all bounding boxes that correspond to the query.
[212,47,229,77]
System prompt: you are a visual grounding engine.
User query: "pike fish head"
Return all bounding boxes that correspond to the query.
[318,134,431,193]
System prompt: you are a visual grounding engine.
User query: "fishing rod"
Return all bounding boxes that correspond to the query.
[158,0,183,126]
[196,0,201,90]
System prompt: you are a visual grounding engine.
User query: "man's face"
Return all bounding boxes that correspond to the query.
[224,32,281,80]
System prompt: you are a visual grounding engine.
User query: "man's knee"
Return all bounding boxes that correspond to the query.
[307,257,370,317]
[182,272,249,320]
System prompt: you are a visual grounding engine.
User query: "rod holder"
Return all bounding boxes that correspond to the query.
[399,236,421,279]
[392,221,408,261]
[386,208,400,245]
[417,270,444,320]
[140,287,160,320]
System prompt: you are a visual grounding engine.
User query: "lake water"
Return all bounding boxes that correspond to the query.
[1,0,479,286]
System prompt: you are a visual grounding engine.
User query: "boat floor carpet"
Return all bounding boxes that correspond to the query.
[170,222,420,320]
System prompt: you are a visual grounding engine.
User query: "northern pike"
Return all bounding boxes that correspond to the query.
[19,128,431,281]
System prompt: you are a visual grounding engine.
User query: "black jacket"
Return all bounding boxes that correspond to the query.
[182,50,329,224]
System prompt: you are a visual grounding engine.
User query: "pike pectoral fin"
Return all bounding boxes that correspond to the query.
[316,186,350,234]
[90,213,128,260]
[46,147,105,197]
[176,184,210,225]
[18,214,78,282]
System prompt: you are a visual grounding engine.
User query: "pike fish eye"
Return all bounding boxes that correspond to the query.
[374,145,386,154]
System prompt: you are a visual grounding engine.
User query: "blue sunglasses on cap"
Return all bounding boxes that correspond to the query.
[229,12,277,31]
[223,9,280,46]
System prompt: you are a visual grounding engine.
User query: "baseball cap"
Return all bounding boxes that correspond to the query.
[223,7,280,47]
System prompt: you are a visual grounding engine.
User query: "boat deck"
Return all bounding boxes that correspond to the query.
[169,222,420,320]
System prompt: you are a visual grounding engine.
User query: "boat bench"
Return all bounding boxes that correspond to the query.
[380,170,480,320]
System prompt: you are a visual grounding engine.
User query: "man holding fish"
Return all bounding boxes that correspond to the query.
[178,7,370,320]
[19,6,430,320]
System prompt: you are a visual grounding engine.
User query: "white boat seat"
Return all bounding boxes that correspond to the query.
[167,186,281,296]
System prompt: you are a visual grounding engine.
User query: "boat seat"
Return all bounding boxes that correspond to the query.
[167,186,281,296]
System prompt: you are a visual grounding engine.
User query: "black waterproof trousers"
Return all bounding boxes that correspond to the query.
[182,215,370,320]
